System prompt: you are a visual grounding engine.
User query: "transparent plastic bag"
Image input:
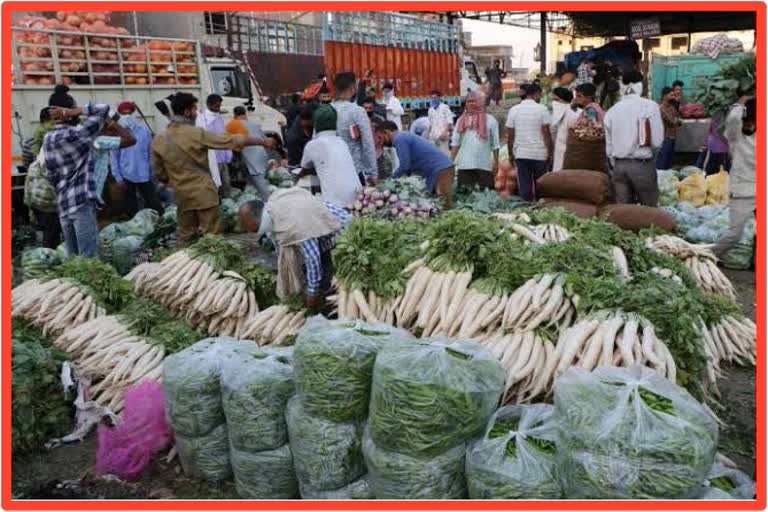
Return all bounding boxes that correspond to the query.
[362,426,467,499]
[678,172,708,207]
[696,463,755,499]
[110,235,145,275]
[722,217,755,270]
[705,170,730,206]
[21,248,60,280]
[656,170,680,207]
[554,365,718,499]
[299,475,373,500]
[175,423,231,481]
[221,352,294,452]
[466,404,562,499]
[230,444,299,499]
[162,338,251,438]
[125,209,160,237]
[285,395,365,491]
[369,338,504,457]
[96,380,171,481]
[294,316,413,422]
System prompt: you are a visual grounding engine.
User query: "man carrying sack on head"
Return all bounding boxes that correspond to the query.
[238,188,351,311]
[151,92,274,245]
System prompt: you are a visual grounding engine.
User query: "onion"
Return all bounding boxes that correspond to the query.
[404,207,414,215]
[389,208,399,217]
[375,200,385,208]
[388,194,398,203]
[382,189,391,199]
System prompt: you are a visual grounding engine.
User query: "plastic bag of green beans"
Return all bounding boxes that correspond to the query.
[175,424,231,481]
[162,338,253,438]
[368,338,504,457]
[221,351,294,452]
[230,444,299,499]
[696,463,755,500]
[294,316,413,422]
[362,426,467,499]
[299,475,373,500]
[554,365,718,499]
[466,404,562,499]
[285,396,366,491]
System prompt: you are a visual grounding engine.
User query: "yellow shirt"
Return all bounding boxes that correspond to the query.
[151,122,245,211]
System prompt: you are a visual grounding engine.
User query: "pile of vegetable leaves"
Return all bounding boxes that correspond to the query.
[46,256,135,313]
[11,318,72,455]
[695,54,755,115]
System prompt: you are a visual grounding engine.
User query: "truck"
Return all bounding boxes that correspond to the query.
[10,23,286,182]
[221,11,476,113]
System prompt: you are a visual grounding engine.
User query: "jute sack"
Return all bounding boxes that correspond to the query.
[562,131,608,173]
[536,170,611,206]
[539,199,598,219]
[598,204,676,232]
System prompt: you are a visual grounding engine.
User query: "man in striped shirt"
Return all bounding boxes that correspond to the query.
[238,188,351,310]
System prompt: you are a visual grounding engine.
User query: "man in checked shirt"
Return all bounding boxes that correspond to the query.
[238,188,350,311]
[43,85,113,258]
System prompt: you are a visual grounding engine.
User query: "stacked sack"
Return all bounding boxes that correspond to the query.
[221,348,298,498]
[364,339,504,499]
[288,316,413,499]
[536,170,610,218]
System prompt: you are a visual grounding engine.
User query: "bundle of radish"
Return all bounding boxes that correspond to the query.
[351,177,438,219]
[482,330,556,403]
[646,235,736,299]
[501,274,576,332]
[700,315,756,369]
[124,262,162,294]
[533,223,571,243]
[240,305,307,346]
[11,257,133,336]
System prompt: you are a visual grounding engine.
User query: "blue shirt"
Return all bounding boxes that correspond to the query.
[92,136,122,199]
[44,103,110,217]
[111,121,153,184]
[298,201,351,296]
[392,131,453,192]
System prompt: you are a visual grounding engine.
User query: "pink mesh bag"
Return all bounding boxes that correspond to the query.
[96,380,171,481]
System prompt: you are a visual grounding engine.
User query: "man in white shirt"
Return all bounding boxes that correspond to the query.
[603,70,664,206]
[711,97,755,258]
[300,104,362,208]
[505,83,553,201]
[410,116,430,138]
[427,89,454,155]
[382,82,405,130]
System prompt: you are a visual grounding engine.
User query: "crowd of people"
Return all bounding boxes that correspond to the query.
[20,64,755,309]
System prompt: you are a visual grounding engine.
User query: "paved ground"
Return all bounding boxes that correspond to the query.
[10,269,757,499]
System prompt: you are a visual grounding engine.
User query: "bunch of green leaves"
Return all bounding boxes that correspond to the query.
[188,235,244,272]
[423,211,503,274]
[526,206,586,232]
[118,298,203,353]
[235,262,278,308]
[378,176,431,202]
[332,217,426,299]
[455,188,524,214]
[141,214,177,250]
[695,54,755,115]
[148,320,204,354]
[11,318,72,455]
[46,256,134,313]
[710,476,737,493]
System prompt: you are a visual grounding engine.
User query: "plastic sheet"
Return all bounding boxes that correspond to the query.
[221,352,294,452]
[554,365,718,499]
[21,247,60,280]
[299,475,373,500]
[294,316,412,422]
[466,404,562,499]
[362,426,467,499]
[368,338,504,457]
[176,423,232,481]
[110,235,145,275]
[230,444,299,499]
[721,217,755,270]
[95,380,171,481]
[656,170,680,207]
[285,396,365,491]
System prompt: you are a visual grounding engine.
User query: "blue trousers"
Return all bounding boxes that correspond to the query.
[655,137,676,170]
[60,201,99,258]
[515,159,548,202]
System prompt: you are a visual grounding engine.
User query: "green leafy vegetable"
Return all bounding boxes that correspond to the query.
[46,256,135,313]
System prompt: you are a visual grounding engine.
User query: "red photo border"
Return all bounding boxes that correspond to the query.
[2,1,764,510]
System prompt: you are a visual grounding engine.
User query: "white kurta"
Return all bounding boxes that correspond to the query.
[550,102,579,172]
[384,95,405,130]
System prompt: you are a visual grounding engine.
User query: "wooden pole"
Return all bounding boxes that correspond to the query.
[540,12,547,74]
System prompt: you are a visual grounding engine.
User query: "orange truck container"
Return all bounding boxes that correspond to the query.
[236,12,462,111]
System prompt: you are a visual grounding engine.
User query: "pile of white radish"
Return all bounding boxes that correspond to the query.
[481,310,677,404]
[501,274,577,332]
[53,315,164,413]
[700,315,756,377]
[533,223,571,243]
[646,235,736,299]
[12,278,106,336]
[126,256,261,339]
[239,305,306,346]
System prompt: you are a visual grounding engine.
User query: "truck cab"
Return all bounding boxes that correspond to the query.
[461,58,482,96]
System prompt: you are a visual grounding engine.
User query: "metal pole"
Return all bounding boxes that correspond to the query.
[540,12,547,75]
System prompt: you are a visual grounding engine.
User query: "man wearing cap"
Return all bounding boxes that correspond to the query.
[112,101,164,216]
[299,104,362,208]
